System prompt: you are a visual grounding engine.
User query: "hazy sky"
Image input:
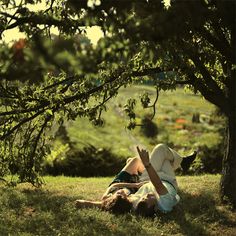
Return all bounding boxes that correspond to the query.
[3,26,104,45]
[2,0,170,44]
[2,1,104,44]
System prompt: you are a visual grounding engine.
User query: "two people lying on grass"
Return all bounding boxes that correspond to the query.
[75,143,197,217]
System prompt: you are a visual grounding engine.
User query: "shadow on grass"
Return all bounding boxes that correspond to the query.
[1,187,150,235]
[1,186,235,236]
[157,189,236,236]
[1,187,103,235]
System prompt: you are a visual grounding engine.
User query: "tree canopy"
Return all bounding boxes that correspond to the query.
[0,0,236,207]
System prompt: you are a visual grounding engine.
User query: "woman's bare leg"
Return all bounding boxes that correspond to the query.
[121,157,145,175]
[75,158,145,209]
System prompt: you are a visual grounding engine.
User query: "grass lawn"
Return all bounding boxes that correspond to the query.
[1,175,236,236]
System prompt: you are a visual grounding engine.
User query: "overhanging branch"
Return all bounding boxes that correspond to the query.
[0,12,86,31]
[184,70,230,116]
[0,108,46,140]
[197,26,231,62]
[147,88,159,120]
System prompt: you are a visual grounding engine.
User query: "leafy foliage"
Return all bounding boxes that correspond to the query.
[140,114,158,138]
[192,144,224,174]
[44,123,125,177]
[44,144,125,177]
[0,0,235,207]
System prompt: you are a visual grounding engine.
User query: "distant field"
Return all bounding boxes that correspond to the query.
[1,175,236,236]
[65,85,222,157]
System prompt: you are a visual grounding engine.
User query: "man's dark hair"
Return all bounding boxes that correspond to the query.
[136,200,155,217]
[102,195,132,214]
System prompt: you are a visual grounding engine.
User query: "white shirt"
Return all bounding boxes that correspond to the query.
[130,181,180,212]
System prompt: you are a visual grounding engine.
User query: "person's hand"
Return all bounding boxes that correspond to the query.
[116,188,129,197]
[75,199,85,208]
[136,146,150,166]
[135,181,149,188]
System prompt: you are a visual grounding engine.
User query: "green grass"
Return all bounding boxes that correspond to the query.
[1,175,236,236]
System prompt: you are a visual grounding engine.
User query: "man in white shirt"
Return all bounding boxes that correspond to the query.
[134,144,182,216]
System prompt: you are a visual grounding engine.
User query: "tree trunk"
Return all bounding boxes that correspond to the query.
[220,114,236,209]
[220,3,236,208]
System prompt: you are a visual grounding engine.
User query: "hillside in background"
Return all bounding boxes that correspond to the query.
[64,85,223,157]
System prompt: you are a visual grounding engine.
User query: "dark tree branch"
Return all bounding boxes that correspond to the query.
[212,21,231,48]
[190,54,226,96]
[0,108,46,140]
[198,26,232,62]
[21,121,37,153]
[0,74,116,117]
[0,11,19,20]
[178,39,228,104]
[0,177,7,183]
[185,70,230,116]
[6,0,23,26]
[43,75,79,91]
[132,67,163,76]
[0,64,192,117]
[2,13,85,31]
[167,51,230,115]
[44,0,56,13]
[147,87,159,120]
[31,113,52,161]
[0,100,49,116]
[0,69,124,126]
[132,67,192,84]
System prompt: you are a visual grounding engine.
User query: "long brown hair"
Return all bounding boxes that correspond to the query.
[136,201,155,217]
[102,195,132,214]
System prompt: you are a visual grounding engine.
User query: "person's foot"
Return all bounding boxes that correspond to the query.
[181,151,198,173]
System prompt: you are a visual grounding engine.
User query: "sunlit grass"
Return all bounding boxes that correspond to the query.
[1,175,235,236]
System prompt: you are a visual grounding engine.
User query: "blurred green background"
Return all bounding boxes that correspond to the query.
[45,85,224,176]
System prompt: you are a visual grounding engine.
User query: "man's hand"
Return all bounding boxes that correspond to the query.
[136,146,150,166]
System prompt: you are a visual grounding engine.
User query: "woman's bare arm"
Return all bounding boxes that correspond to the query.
[101,182,141,200]
[75,199,102,209]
